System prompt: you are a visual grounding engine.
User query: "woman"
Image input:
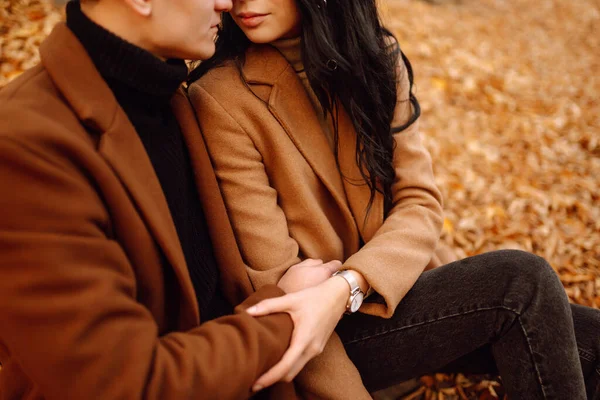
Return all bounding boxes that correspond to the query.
[187,0,600,398]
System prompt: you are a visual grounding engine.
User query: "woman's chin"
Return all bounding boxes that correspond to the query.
[243,30,282,45]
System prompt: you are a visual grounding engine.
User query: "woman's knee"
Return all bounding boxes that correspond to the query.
[482,250,566,302]
[490,250,555,281]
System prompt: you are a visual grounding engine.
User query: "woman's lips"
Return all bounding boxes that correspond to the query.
[238,14,268,28]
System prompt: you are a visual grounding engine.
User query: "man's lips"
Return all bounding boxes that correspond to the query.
[209,19,220,31]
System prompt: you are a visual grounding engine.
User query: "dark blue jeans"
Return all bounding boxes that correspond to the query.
[337,250,600,400]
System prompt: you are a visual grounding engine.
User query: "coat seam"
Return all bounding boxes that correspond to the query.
[517,317,549,399]
[1,67,45,102]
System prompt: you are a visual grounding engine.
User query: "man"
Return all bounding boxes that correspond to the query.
[0,0,337,398]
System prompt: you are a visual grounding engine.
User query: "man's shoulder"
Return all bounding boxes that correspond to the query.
[0,63,59,107]
[0,64,92,149]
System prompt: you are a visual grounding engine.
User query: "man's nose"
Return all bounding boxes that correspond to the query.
[216,0,233,13]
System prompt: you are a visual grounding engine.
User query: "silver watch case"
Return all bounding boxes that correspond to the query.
[333,270,365,313]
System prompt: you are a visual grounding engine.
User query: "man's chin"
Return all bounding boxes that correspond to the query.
[178,46,216,63]
[151,41,214,62]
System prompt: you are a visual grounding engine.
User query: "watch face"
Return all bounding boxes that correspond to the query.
[350,292,364,313]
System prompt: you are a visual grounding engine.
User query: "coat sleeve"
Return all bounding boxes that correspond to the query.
[343,40,444,318]
[189,84,302,290]
[0,133,293,400]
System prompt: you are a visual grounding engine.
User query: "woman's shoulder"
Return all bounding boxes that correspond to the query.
[187,62,268,123]
[188,60,246,99]
[188,45,292,113]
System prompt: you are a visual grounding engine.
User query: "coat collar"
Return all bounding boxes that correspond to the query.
[241,44,384,243]
[241,44,290,85]
[40,23,199,326]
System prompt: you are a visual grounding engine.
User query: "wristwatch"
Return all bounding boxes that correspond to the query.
[332,270,365,314]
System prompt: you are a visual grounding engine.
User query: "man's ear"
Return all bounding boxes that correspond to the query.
[122,0,152,16]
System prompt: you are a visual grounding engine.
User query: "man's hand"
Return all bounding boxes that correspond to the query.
[246,275,350,391]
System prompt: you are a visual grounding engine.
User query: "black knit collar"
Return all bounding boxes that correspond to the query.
[66,1,187,99]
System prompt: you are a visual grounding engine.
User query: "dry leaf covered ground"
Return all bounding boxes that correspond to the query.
[0,0,61,86]
[1,0,599,399]
[381,0,600,312]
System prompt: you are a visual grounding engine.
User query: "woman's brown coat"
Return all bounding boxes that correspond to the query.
[189,44,449,399]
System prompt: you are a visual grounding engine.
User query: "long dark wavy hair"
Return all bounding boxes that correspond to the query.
[188,0,420,216]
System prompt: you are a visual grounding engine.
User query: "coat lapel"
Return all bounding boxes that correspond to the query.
[97,112,199,326]
[40,23,199,326]
[243,45,384,243]
[242,45,354,223]
[173,90,254,305]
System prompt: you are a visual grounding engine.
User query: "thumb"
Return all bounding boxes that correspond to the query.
[296,258,323,267]
[246,294,295,317]
[322,260,343,274]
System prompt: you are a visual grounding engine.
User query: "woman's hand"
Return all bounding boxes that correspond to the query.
[246,275,350,391]
[278,258,342,293]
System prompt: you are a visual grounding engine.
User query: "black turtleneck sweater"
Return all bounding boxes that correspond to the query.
[66,1,232,321]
